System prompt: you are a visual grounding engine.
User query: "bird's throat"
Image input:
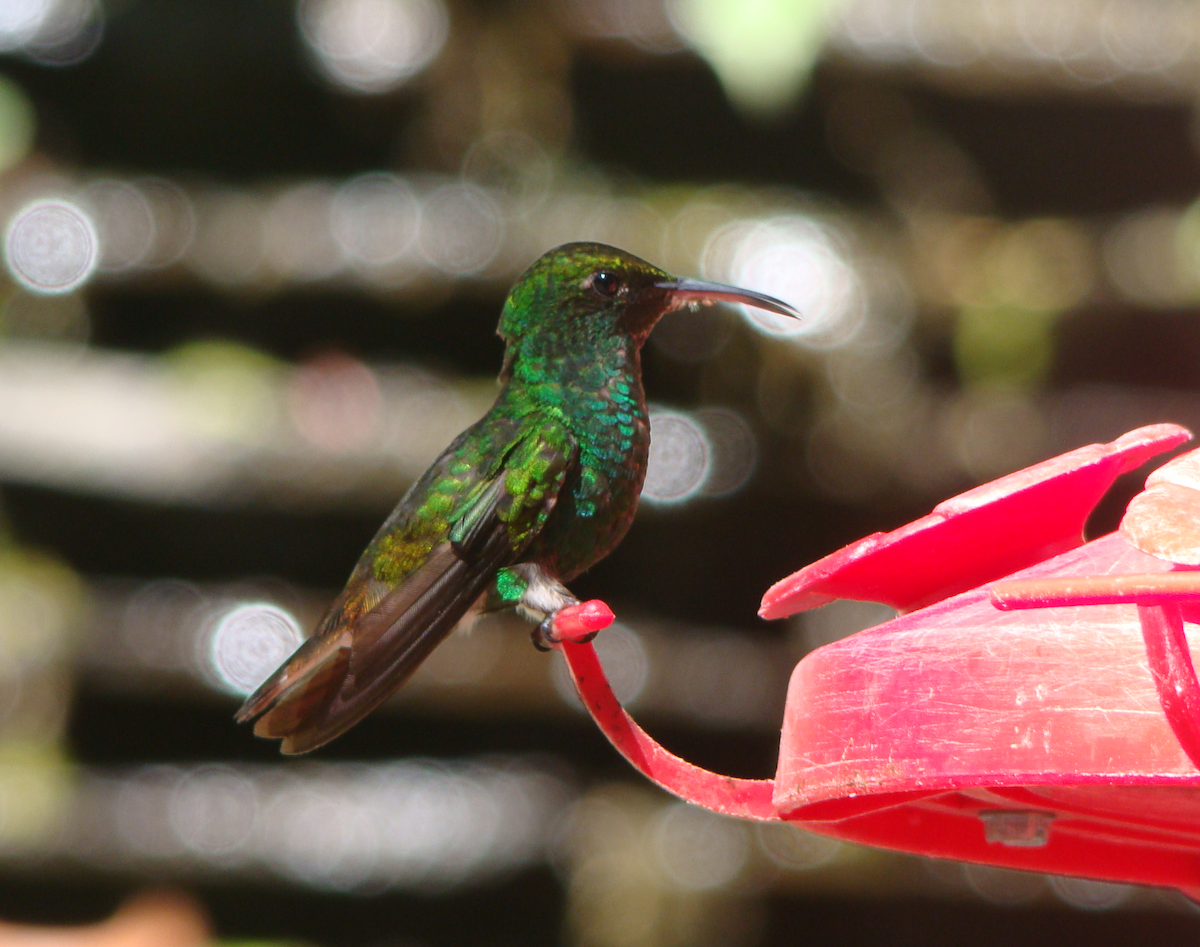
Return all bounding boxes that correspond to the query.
[503,336,645,423]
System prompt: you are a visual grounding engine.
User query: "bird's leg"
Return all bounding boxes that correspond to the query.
[489,564,615,650]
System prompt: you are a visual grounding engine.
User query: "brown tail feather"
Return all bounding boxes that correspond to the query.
[237,530,514,754]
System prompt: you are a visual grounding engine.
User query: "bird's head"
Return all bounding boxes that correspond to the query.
[497,242,798,363]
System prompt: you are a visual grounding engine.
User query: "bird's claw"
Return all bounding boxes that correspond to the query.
[531,599,615,651]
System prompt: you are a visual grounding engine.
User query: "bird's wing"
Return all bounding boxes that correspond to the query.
[235,414,577,754]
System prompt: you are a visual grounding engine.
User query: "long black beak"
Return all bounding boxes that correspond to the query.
[656,277,800,320]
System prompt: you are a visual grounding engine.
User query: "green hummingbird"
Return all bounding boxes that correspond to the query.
[236,242,798,753]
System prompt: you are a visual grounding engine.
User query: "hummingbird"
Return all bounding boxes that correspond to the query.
[236,242,798,753]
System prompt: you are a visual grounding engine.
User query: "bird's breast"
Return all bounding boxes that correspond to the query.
[535,379,650,580]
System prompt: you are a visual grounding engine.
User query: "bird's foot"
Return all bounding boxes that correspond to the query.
[531,599,615,651]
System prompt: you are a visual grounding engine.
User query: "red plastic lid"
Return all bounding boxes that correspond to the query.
[760,423,1189,617]
[557,423,1200,895]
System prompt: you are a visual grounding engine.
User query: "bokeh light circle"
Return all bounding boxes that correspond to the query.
[694,406,757,497]
[963,863,1045,905]
[287,352,383,453]
[168,765,259,859]
[551,622,648,710]
[5,200,98,294]
[0,0,49,50]
[755,822,842,871]
[299,0,449,94]
[264,183,343,281]
[703,215,862,346]
[653,803,749,891]
[331,172,421,267]
[642,409,710,504]
[79,179,157,273]
[207,602,303,695]
[418,183,503,275]
[25,0,104,66]
[1047,874,1133,911]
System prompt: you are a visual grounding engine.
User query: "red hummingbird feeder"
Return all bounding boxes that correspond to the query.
[554,421,1200,896]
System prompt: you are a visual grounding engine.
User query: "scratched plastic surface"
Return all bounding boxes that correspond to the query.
[766,423,1200,889]
[561,423,1200,893]
[777,533,1187,813]
[773,530,1200,888]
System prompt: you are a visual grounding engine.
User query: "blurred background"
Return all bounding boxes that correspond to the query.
[1,0,1200,943]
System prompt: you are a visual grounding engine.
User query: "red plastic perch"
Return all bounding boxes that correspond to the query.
[556,423,1200,894]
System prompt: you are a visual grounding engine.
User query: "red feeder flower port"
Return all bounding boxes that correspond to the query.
[554,422,1200,896]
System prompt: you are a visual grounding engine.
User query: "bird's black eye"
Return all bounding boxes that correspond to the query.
[591,270,621,298]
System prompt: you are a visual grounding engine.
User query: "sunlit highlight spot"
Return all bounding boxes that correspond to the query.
[903,0,982,68]
[207,602,303,695]
[831,0,1200,92]
[1014,0,1095,63]
[642,408,710,504]
[704,216,860,346]
[0,0,49,49]
[1097,1,1187,74]
[113,765,184,858]
[5,200,98,295]
[266,782,381,889]
[299,0,449,94]
[166,339,282,442]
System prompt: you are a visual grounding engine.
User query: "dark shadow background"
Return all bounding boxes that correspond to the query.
[2,0,1199,944]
